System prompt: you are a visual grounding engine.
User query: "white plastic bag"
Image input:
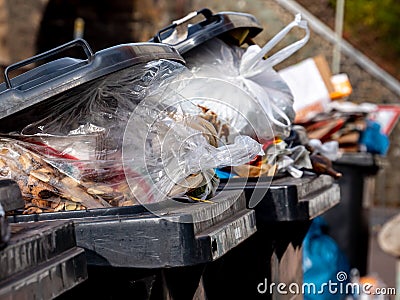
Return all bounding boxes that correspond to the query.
[184,14,310,139]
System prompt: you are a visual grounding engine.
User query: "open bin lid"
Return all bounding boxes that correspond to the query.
[0,39,184,130]
[150,8,263,54]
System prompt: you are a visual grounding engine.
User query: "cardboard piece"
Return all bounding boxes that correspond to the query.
[278,55,334,123]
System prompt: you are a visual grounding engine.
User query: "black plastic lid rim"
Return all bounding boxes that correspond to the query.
[0,39,185,121]
[151,8,263,54]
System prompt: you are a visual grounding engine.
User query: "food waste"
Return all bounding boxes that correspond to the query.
[0,138,138,214]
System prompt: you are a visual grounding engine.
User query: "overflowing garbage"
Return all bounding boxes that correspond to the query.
[167,12,344,180]
[1,5,390,300]
[0,10,350,216]
[0,51,267,213]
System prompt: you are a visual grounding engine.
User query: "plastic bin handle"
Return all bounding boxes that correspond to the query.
[153,8,214,43]
[4,38,94,89]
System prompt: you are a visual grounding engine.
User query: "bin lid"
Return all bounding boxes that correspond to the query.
[0,39,184,122]
[218,175,340,222]
[151,8,263,54]
[8,190,256,268]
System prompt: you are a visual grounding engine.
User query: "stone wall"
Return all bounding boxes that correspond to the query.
[0,0,190,65]
[3,0,47,64]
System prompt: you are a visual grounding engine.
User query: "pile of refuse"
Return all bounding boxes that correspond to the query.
[296,101,391,156]
[276,50,397,158]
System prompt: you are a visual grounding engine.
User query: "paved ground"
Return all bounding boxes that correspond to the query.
[368,206,400,296]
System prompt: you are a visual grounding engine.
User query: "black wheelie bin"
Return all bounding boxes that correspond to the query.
[1,39,258,300]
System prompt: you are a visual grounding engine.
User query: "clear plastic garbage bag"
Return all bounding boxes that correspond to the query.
[1,59,263,212]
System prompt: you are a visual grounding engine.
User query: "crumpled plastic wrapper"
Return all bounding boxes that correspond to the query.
[308,139,341,161]
[266,140,312,178]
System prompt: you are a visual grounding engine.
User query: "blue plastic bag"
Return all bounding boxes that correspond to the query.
[303,216,350,299]
[359,120,389,155]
